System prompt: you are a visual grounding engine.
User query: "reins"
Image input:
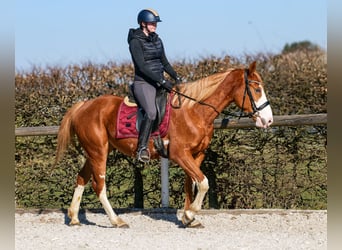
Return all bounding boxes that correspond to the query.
[170,85,220,115]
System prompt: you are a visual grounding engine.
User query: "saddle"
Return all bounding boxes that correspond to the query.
[116,88,172,139]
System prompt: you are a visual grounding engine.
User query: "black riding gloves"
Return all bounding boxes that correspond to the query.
[160,80,174,92]
[175,76,182,85]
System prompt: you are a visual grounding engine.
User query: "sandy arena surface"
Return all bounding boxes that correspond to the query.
[15,209,327,250]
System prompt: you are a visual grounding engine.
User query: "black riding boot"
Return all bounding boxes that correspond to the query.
[137,117,153,162]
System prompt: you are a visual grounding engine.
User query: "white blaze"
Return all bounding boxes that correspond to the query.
[255,88,273,128]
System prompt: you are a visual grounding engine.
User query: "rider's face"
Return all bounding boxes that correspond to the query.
[143,22,157,33]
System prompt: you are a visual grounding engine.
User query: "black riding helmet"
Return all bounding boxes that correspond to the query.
[137,9,162,24]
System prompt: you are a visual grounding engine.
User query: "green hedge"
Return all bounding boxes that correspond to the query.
[15,49,327,209]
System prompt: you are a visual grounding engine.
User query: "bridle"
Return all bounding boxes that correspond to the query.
[170,68,270,118]
[240,69,270,119]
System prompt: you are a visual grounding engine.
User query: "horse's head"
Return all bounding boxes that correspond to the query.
[236,61,273,128]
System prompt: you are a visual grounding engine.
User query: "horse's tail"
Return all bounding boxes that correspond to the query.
[55,101,85,165]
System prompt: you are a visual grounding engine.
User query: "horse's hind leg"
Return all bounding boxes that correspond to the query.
[68,160,91,225]
[90,158,129,228]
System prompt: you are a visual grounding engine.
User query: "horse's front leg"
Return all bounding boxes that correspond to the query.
[174,152,208,228]
[183,152,206,209]
[182,175,209,228]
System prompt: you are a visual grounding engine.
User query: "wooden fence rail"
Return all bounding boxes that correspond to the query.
[15,114,327,137]
[15,113,327,208]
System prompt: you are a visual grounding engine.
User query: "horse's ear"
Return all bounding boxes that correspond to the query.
[248,61,257,74]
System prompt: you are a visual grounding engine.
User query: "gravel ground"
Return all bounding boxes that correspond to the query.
[15,209,327,250]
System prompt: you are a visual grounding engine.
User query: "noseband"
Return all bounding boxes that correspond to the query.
[240,69,270,118]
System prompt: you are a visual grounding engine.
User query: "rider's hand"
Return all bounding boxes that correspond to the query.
[160,80,174,92]
[175,76,182,85]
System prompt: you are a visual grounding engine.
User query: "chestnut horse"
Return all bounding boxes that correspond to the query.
[55,61,273,228]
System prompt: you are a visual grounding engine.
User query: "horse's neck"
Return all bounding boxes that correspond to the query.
[198,78,236,122]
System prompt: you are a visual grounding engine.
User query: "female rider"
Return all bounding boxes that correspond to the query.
[128,9,181,162]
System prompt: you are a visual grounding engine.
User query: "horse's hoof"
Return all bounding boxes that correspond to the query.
[185,219,204,228]
[113,223,129,228]
[112,217,129,228]
[118,223,130,229]
[69,221,81,226]
[181,214,204,228]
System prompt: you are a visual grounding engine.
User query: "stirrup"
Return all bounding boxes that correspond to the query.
[137,147,150,163]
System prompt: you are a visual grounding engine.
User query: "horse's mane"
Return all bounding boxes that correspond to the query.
[172,69,232,107]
